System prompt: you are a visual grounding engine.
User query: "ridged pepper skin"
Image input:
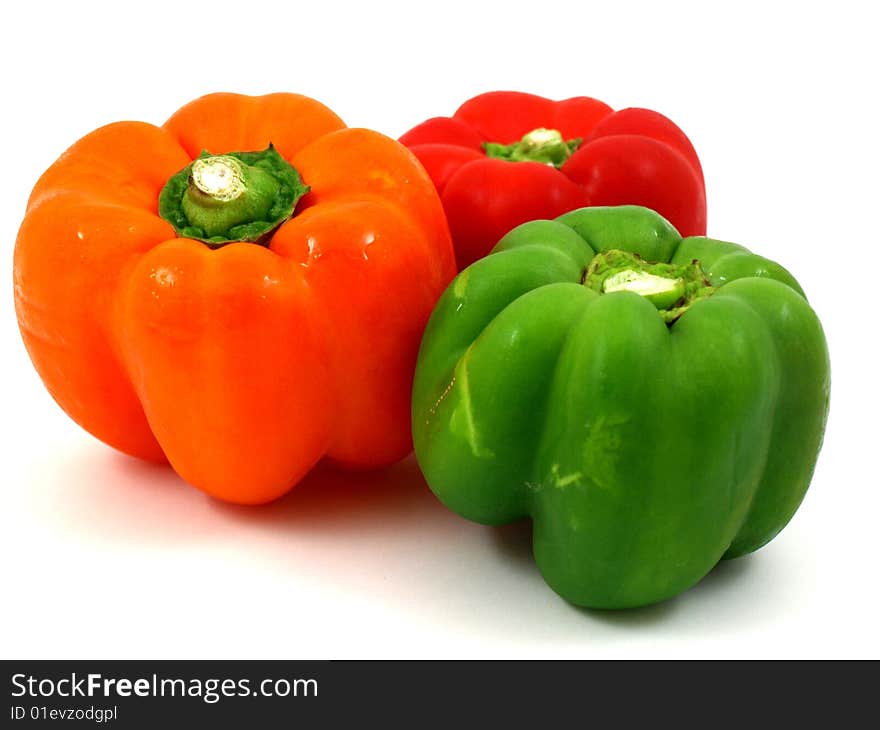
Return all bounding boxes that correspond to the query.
[15,93,456,504]
[412,206,829,609]
[400,91,706,268]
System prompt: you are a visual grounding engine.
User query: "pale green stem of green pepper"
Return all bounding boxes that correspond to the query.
[583,249,715,323]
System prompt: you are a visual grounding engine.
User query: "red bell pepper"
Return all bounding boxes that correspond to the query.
[400,91,707,268]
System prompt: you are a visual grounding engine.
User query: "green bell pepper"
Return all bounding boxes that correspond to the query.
[412,205,830,609]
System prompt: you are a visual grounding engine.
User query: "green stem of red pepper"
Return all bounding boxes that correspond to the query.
[483,128,582,168]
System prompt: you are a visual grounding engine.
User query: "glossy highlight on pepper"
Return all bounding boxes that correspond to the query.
[14,92,456,504]
[412,205,830,609]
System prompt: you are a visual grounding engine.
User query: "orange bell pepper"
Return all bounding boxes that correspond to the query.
[14,93,455,504]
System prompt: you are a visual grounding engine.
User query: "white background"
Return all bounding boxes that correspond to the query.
[1,0,877,659]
